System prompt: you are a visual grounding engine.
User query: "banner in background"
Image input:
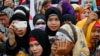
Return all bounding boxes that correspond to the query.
[29,0,35,30]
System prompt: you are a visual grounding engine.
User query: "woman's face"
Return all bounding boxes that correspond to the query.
[47,15,60,31]
[11,20,27,37]
[84,0,92,8]
[91,27,100,45]
[4,0,14,8]
[29,41,43,56]
[81,9,90,19]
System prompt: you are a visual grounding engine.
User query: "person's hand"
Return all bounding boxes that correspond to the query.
[83,5,90,10]
[51,41,57,56]
[55,38,68,55]
[8,23,16,46]
[86,11,98,25]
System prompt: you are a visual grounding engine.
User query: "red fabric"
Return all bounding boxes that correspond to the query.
[78,0,81,5]
[29,37,36,42]
[18,0,26,5]
[89,47,93,51]
[96,0,100,6]
[93,21,100,28]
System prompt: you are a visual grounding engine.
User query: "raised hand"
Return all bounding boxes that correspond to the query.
[8,22,16,46]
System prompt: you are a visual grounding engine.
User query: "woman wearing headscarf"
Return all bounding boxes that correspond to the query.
[51,24,89,56]
[28,29,51,56]
[33,13,46,31]
[14,5,29,19]
[62,14,77,25]
[85,19,100,55]
[76,11,98,36]
[79,7,91,20]
[57,0,75,16]
[81,0,97,11]
[45,7,62,43]
[5,13,30,56]
[72,4,81,21]
[40,0,52,14]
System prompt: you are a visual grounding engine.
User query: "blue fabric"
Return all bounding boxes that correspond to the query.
[81,0,97,11]
[92,0,97,11]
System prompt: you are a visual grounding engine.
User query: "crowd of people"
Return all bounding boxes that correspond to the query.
[0,0,100,56]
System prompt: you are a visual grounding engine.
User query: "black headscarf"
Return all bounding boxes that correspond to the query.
[45,7,62,36]
[7,13,30,55]
[62,14,77,24]
[33,13,45,25]
[14,5,29,19]
[9,13,30,43]
[29,29,51,56]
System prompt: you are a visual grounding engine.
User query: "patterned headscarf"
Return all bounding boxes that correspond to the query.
[57,24,89,56]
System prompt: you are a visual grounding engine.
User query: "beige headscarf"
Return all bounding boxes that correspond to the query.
[58,24,89,56]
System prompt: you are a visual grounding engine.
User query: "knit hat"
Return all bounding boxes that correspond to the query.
[0,6,14,18]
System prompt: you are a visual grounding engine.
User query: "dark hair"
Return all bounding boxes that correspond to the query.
[41,1,49,8]
[0,11,8,16]
[96,11,100,18]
